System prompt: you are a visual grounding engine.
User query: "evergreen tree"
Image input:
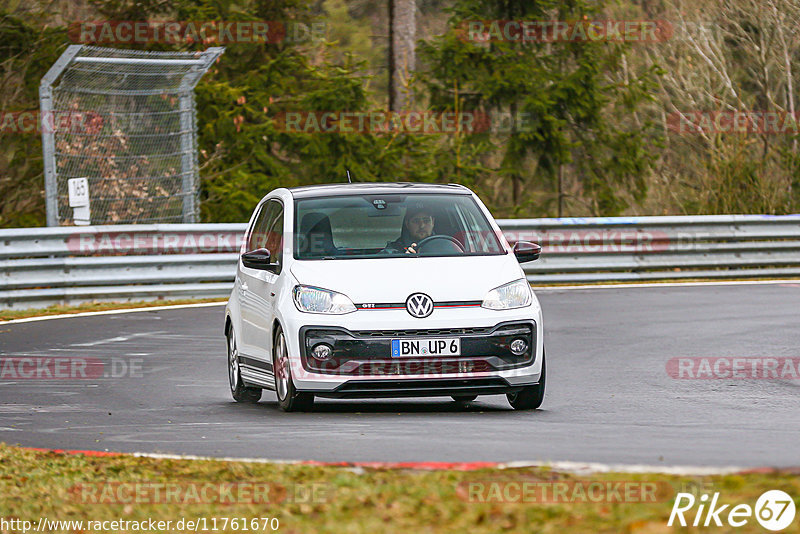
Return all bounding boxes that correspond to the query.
[419,0,662,216]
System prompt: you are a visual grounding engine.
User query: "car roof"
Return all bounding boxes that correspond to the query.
[287,182,472,199]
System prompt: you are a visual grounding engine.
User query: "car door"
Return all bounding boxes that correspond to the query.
[248,201,284,364]
[239,199,280,361]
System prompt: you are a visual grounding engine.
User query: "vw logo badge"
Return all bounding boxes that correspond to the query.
[406,293,434,318]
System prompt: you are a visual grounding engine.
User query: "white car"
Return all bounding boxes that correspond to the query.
[224,183,545,411]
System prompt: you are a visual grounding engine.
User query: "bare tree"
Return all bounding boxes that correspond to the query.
[640,0,800,214]
[388,0,415,111]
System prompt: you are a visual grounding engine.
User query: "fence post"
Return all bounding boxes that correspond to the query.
[40,45,83,227]
[177,47,224,223]
[179,93,197,223]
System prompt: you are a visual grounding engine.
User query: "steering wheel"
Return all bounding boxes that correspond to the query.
[415,235,465,253]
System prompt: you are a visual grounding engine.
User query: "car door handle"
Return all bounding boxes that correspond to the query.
[240,282,248,293]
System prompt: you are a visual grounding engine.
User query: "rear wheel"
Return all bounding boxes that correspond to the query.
[507,350,546,410]
[273,327,314,412]
[227,326,261,403]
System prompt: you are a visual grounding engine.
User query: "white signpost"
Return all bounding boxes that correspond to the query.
[67,177,91,225]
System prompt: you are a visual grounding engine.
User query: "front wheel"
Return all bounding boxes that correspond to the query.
[227,327,262,403]
[507,350,546,410]
[273,327,314,412]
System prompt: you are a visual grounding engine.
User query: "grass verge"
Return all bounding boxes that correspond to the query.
[0,444,798,533]
[0,299,226,322]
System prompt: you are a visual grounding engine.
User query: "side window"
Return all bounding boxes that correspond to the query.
[454,203,501,253]
[264,205,284,268]
[247,201,279,251]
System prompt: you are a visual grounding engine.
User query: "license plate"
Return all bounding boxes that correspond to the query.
[391,338,460,357]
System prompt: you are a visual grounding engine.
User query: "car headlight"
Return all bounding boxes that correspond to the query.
[293,285,356,314]
[481,279,532,310]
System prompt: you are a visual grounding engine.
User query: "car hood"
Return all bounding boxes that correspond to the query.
[289,254,523,302]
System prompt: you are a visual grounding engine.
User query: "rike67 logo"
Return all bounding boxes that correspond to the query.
[669,490,796,531]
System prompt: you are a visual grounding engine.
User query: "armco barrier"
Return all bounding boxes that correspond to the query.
[0,224,245,310]
[505,214,800,283]
[1,215,800,309]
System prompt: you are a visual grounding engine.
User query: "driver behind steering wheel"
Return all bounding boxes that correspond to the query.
[385,206,436,254]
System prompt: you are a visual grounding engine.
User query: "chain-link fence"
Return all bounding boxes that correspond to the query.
[40,45,224,226]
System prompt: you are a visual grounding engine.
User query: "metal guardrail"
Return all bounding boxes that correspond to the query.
[0,224,244,309]
[1,215,799,309]
[502,214,800,283]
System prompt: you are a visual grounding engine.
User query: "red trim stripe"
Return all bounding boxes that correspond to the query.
[17,446,498,470]
[358,304,481,310]
[20,446,123,457]
[16,447,782,474]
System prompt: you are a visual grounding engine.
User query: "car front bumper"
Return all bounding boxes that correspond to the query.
[280,304,544,396]
[305,377,533,399]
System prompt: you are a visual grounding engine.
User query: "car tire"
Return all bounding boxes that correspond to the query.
[227,326,262,403]
[506,350,546,410]
[273,326,315,412]
[451,395,477,403]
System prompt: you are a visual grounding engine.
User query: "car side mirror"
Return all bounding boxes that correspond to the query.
[241,248,278,271]
[513,241,541,263]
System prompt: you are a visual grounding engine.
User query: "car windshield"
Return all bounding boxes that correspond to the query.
[293,193,505,260]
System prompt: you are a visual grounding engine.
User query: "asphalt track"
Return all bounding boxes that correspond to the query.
[1,283,799,468]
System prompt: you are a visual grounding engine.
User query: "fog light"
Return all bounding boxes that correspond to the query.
[510,338,528,355]
[312,344,333,360]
